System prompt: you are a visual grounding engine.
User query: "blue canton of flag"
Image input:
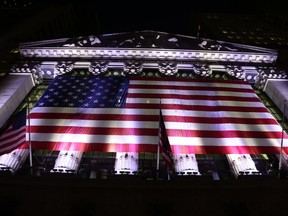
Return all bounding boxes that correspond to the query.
[12,107,27,130]
[35,75,129,108]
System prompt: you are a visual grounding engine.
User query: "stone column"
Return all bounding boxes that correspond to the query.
[51,150,83,174]
[173,153,201,175]
[114,152,138,175]
[0,149,29,174]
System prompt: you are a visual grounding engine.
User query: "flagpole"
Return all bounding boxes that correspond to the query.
[27,97,33,176]
[156,98,161,178]
[156,140,160,172]
[278,100,286,179]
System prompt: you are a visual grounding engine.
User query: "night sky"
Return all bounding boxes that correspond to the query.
[1,0,286,38]
[31,0,287,36]
[94,0,285,35]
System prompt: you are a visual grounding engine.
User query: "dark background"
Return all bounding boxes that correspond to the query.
[23,0,288,35]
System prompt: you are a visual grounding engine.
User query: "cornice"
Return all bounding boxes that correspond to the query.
[10,60,287,90]
[19,47,277,64]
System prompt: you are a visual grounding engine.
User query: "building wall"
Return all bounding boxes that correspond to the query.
[0,74,34,128]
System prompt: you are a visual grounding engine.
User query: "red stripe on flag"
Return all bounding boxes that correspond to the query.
[128,84,255,93]
[29,113,160,121]
[164,115,278,124]
[171,145,288,155]
[30,126,157,136]
[30,141,158,153]
[0,107,27,155]
[127,93,260,101]
[126,104,269,112]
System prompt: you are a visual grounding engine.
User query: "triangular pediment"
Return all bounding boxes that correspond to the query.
[12,31,287,88]
[20,30,276,54]
[18,30,278,65]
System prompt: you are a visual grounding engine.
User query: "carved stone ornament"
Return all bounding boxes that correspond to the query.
[254,67,288,89]
[88,61,108,75]
[55,61,74,75]
[191,63,212,77]
[254,69,267,90]
[158,61,178,76]
[63,35,101,47]
[123,61,143,75]
[226,65,244,79]
[11,62,43,84]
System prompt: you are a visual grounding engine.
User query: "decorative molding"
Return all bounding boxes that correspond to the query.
[55,61,74,75]
[88,61,108,75]
[158,61,178,76]
[39,66,55,79]
[10,62,43,84]
[123,60,143,75]
[64,35,101,47]
[226,65,244,79]
[10,60,288,86]
[19,47,277,64]
[191,63,212,78]
[254,67,287,89]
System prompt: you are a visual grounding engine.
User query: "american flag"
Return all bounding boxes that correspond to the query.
[28,75,288,154]
[28,75,159,152]
[126,77,288,154]
[0,107,27,155]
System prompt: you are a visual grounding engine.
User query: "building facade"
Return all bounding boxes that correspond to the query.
[0,30,288,180]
